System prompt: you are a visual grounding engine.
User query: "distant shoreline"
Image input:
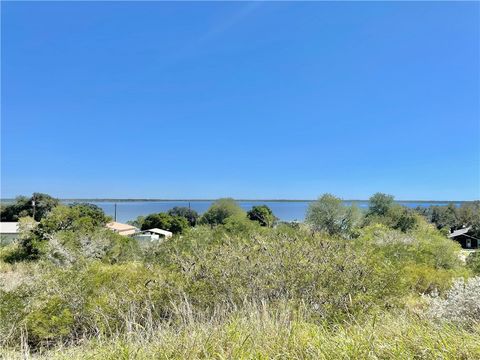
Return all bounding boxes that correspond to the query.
[1,198,474,203]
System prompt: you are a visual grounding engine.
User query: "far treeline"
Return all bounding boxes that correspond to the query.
[1,192,479,237]
[1,192,479,263]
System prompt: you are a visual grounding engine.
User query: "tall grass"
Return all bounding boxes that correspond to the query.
[3,304,479,359]
[0,222,477,359]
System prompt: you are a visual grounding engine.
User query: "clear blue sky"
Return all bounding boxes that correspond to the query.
[1,2,479,200]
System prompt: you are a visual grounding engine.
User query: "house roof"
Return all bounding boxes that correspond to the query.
[448,227,472,238]
[106,221,137,232]
[0,222,19,234]
[143,228,173,237]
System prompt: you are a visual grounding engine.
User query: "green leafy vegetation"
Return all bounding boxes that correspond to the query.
[167,206,199,226]
[1,193,60,222]
[365,193,421,232]
[306,194,361,237]
[247,205,277,227]
[416,201,480,235]
[0,192,479,358]
[140,212,189,234]
[199,198,245,226]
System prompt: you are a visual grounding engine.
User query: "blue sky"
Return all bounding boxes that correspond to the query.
[1,2,479,200]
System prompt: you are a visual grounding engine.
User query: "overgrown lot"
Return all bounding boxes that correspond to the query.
[1,194,479,359]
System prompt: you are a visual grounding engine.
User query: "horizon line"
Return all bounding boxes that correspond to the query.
[1,198,476,203]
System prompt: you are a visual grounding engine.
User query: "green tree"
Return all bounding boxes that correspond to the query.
[247,205,276,227]
[141,213,173,231]
[365,193,419,232]
[430,204,458,231]
[140,213,188,234]
[69,203,111,227]
[200,198,245,227]
[306,194,361,237]
[127,215,146,229]
[37,205,108,237]
[457,201,480,238]
[367,193,395,217]
[169,216,190,234]
[390,206,420,232]
[167,207,199,226]
[1,193,60,221]
[9,205,108,261]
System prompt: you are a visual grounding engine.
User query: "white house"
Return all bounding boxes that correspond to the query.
[0,222,20,246]
[133,228,173,242]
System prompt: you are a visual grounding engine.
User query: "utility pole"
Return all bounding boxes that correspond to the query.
[32,195,36,221]
[114,203,117,222]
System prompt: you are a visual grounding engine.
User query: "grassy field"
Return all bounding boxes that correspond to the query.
[1,204,479,359]
[2,308,479,359]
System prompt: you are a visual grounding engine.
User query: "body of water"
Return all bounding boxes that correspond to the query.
[71,200,462,223]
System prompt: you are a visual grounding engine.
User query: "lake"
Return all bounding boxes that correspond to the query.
[70,200,462,223]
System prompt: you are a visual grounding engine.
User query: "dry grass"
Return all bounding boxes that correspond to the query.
[2,304,479,360]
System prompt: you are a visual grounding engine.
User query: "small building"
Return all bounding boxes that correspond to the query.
[0,222,20,246]
[133,228,173,242]
[448,227,480,249]
[106,221,137,236]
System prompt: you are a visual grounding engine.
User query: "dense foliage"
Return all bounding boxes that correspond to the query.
[1,193,60,222]
[0,192,479,358]
[416,201,480,237]
[199,198,245,226]
[365,193,421,232]
[167,206,199,226]
[140,213,189,234]
[306,194,361,237]
[247,205,276,227]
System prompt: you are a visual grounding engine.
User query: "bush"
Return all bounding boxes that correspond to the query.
[153,225,403,321]
[141,213,189,234]
[306,194,361,237]
[366,193,421,232]
[425,277,480,326]
[167,207,199,226]
[45,228,141,265]
[367,193,395,217]
[7,206,120,262]
[1,209,477,356]
[200,198,245,226]
[69,203,111,226]
[0,262,176,348]
[466,251,480,275]
[1,193,60,222]
[356,223,465,294]
[247,205,276,227]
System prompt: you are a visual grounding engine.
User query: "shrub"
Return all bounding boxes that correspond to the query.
[154,225,403,321]
[0,262,176,348]
[425,277,480,326]
[200,198,244,226]
[356,223,464,294]
[45,228,141,265]
[466,251,480,275]
[25,296,75,343]
[247,205,276,227]
[367,193,395,217]
[365,193,421,232]
[1,193,60,222]
[306,194,361,237]
[68,203,111,226]
[167,207,199,226]
[141,213,189,234]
